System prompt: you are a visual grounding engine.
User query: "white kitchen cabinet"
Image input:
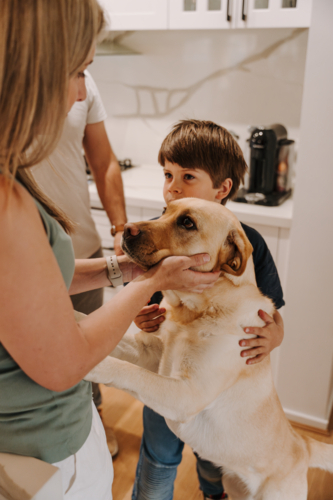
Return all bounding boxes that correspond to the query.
[99,0,311,30]
[91,208,114,249]
[169,0,312,29]
[90,205,162,251]
[98,0,168,30]
[238,0,312,28]
[169,0,234,29]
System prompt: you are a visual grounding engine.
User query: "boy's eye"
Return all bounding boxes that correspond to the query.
[184,174,195,180]
[164,172,172,179]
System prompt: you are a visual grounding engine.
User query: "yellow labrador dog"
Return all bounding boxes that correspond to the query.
[85,198,333,500]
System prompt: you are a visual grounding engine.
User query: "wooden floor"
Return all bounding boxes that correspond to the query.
[100,385,333,500]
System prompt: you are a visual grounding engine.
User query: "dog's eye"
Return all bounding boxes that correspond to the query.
[183,218,194,228]
[162,207,167,215]
[178,216,197,230]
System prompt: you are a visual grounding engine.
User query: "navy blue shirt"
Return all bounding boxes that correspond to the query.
[149,222,285,310]
[241,223,284,309]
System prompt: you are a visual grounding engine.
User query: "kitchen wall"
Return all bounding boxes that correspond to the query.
[90,27,308,173]
[274,0,333,429]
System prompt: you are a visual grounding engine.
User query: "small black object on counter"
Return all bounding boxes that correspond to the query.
[234,124,294,206]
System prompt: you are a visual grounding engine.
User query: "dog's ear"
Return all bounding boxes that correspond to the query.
[217,228,253,276]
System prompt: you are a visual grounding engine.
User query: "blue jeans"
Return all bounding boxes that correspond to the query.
[132,406,224,500]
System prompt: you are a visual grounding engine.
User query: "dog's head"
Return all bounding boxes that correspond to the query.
[122,198,253,277]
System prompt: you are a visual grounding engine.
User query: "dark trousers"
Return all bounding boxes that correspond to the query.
[71,247,104,407]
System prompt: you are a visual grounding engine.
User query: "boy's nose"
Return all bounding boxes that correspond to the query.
[170,180,181,193]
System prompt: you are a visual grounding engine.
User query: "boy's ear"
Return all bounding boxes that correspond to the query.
[215,178,233,202]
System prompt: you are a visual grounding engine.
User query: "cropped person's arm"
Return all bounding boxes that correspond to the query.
[83,121,127,255]
[0,182,218,393]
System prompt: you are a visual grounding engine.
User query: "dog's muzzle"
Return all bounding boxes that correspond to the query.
[121,222,144,262]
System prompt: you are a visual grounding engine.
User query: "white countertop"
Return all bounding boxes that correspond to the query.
[89,164,293,229]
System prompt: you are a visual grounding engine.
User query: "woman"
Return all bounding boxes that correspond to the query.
[0,1,219,498]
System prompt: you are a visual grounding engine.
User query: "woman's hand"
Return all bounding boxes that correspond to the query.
[141,254,220,293]
[239,309,284,365]
[119,253,220,293]
[117,255,145,283]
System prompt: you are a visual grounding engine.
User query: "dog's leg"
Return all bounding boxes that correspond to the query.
[75,308,163,372]
[84,356,229,422]
[109,331,163,373]
[256,471,308,500]
[222,473,253,500]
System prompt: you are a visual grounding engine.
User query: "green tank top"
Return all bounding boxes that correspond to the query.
[0,196,92,463]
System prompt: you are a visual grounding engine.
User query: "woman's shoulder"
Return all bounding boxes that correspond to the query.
[0,175,49,242]
[0,175,38,215]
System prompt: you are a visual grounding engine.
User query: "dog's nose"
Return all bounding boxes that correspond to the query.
[123,222,141,240]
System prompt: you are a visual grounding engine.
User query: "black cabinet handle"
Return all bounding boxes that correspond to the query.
[227,0,232,21]
[242,0,247,21]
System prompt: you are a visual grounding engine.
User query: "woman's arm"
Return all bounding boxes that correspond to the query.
[0,181,218,392]
[69,255,140,295]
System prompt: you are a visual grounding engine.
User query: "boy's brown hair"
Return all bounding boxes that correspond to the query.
[158,120,247,204]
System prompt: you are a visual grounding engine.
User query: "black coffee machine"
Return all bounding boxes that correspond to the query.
[235,124,294,206]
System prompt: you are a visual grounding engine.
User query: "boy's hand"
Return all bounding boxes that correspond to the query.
[239,309,284,365]
[134,303,166,333]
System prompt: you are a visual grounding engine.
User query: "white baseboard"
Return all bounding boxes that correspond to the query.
[284,407,329,431]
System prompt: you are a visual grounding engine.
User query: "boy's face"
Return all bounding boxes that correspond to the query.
[162,161,232,205]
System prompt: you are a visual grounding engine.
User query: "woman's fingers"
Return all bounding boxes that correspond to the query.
[143,253,220,292]
[182,269,220,288]
[182,253,211,268]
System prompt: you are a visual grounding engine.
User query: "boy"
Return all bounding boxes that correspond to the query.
[132,120,285,500]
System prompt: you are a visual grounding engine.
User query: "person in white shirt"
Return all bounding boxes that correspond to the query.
[32,69,126,456]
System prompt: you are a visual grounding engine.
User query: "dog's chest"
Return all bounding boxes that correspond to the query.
[157,316,225,378]
[158,324,190,377]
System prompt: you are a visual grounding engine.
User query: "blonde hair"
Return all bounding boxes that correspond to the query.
[0,0,103,232]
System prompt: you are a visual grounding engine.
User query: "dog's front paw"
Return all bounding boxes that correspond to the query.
[84,357,115,384]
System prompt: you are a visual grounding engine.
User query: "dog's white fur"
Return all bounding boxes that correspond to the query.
[84,198,333,500]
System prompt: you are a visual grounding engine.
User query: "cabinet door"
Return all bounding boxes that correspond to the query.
[236,0,312,28]
[169,0,235,29]
[99,0,168,30]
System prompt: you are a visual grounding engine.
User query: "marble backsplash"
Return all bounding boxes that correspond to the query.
[89,27,308,170]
